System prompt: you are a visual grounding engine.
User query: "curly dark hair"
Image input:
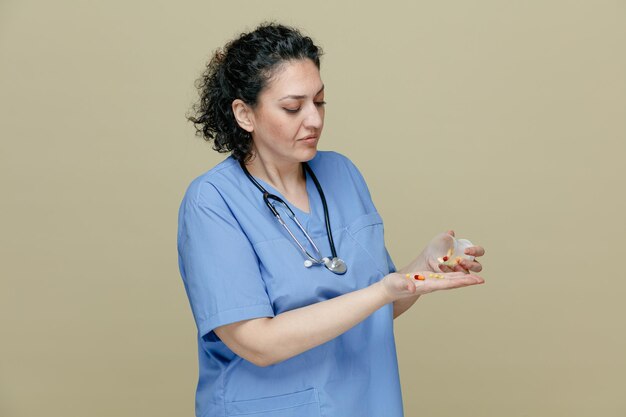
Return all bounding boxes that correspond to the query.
[187,23,323,162]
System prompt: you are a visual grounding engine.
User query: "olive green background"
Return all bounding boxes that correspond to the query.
[1,1,625,416]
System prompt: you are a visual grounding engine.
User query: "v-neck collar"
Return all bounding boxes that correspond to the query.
[245,165,316,219]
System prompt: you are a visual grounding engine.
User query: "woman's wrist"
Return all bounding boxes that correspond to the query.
[374,278,397,305]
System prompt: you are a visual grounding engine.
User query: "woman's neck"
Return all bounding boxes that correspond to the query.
[244,151,305,196]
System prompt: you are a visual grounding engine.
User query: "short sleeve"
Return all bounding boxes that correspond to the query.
[177,182,275,338]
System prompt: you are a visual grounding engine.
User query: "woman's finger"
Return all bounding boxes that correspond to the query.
[460,259,482,272]
[465,246,485,257]
[422,274,484,293]
[408,271,484,296]
[445,272,484,284]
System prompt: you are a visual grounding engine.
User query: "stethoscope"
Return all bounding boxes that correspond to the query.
[240,162,348,275]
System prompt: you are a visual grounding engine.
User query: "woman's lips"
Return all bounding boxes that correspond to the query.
[299,135,319,143]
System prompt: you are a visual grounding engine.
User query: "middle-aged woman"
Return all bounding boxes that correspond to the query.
[177,23,486,417]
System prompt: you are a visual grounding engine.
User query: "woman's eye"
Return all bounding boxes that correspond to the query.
[283,101,325,114]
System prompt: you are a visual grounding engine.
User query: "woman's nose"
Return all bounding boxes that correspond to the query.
[303,103,324,129]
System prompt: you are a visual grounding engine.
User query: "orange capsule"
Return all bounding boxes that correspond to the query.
[415,274,425,281]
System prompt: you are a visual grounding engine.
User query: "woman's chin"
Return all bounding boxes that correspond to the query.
[299,148,318,162]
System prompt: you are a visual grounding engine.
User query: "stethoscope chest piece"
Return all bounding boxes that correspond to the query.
[324,257,347,275]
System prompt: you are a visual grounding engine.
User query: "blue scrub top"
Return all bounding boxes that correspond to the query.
[177,151,404,417]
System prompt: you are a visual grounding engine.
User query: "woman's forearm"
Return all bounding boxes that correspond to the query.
[260,281,392,365]
[254,281,393,366]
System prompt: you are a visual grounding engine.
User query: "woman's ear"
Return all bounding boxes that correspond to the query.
[232,99,254,133]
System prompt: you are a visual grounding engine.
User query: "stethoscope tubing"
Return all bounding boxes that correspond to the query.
[240,161,346,274]
[303,163,338,259]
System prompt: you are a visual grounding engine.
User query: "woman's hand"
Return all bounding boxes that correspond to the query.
[425,230,485,274]
[379,271,484,303]
[391,231,486,318]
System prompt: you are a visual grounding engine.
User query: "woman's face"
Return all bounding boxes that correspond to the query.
[247,59,325,166]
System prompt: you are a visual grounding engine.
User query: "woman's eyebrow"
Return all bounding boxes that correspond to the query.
[278,85,324,101]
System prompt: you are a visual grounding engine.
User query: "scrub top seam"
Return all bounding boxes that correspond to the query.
[345,228,388,276]
[198,181,261,249]
[225,400,319,416]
